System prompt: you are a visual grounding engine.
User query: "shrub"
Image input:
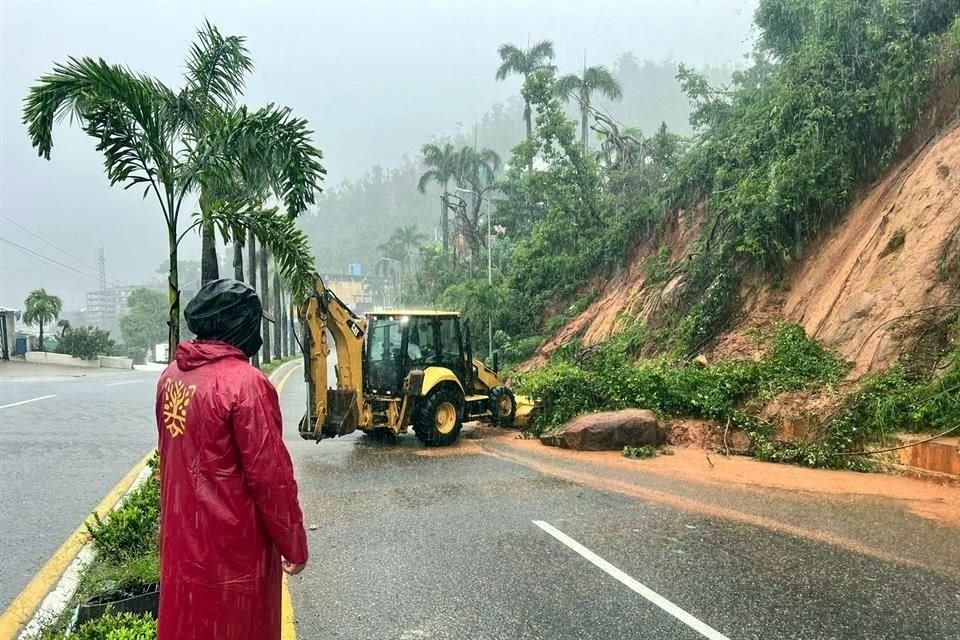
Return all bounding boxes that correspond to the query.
[520,324,847,441]
[57,326,115,360]
[86,475,160,564]
[73,612,156,640]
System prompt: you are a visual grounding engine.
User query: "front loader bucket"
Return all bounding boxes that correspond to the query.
[511,395,539,429]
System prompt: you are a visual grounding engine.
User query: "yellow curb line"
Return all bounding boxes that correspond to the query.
[0,449,155,640]
[274,362,302,640]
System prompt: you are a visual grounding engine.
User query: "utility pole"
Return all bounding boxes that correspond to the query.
[487,199,493,361]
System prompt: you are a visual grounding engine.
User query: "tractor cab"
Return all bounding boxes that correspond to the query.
[364,311,467,396]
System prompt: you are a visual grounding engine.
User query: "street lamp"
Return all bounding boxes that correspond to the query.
[455,187,493,361]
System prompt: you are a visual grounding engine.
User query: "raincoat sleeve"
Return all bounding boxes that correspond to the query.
[232,373,309,565]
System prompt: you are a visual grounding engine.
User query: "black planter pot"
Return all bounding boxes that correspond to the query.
[75,581,159,625]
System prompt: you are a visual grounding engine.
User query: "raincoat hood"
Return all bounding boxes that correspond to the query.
[175,340,247,371]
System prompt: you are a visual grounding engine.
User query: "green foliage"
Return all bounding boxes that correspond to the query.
[644,247,672,286]
[73,613,156,640]
[77,554,160,603]
[652,2,960,351]
[520,324,845,434]
[260,355,297,377]
[764,323,847,391]
[119,289,167,356]
[623,445,657,459]
[86,474,160,564]
[57,326,116,360]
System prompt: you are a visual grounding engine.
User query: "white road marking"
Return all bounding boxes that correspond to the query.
[0,395,56,410]
[534,520,731,640]
[106,380,143,387]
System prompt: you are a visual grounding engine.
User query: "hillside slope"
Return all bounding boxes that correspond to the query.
[522,118,960,374]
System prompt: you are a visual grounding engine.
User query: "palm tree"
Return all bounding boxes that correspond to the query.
[23,289,62,352]
[417,142,460,251]
[391,224,429,268]
[23,21,324,357]
[495,40,556,159]
[555,65,623,150]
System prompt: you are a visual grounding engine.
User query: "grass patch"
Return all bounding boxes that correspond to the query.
[260,355,299,377]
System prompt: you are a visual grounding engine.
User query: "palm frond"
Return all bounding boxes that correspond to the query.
[554,73,583,102]
[417,169,437,193]
[201,204,315,302]
[184,19,253,111]
[23,57,180,200]
[528,40,556,67]
[583,65,623,100]
[495,44,526,79]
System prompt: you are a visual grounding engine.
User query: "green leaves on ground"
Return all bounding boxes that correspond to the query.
[521,324,846,433]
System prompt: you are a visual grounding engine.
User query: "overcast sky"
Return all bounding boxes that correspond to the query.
[1,0,757,310]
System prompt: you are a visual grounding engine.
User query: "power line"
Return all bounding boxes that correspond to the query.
[0,236,103,286]
[0,214,127,287]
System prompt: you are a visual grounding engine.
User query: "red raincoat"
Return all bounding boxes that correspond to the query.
[155,341,307,640]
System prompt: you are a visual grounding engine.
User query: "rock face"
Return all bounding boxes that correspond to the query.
[544,409,666,451]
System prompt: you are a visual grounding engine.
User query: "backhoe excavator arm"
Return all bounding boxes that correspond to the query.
[298,273,367,441]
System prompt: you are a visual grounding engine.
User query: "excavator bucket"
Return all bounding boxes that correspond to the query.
[511,394,538,429]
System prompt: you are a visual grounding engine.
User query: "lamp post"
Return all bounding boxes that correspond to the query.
[456,187,494,360]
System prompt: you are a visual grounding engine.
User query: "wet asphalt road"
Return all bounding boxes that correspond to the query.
[277,369,960,640]
[0,366,158,609]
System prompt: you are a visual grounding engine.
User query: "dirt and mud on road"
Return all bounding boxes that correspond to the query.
[476,429,960,579]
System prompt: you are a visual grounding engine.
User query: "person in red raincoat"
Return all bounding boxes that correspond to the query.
[156,279,308,640]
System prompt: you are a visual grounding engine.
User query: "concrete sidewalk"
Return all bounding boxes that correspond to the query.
[0,360,107,380]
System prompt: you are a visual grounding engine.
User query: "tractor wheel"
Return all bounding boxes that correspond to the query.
[490,385,517,427]
[413,387,463,446]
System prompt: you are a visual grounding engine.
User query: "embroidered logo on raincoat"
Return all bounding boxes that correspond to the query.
[162,379,197,438]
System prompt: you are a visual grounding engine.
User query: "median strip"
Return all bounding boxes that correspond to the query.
[534,520,731,640]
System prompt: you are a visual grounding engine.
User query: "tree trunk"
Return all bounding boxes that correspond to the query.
[287,302,295,356]
[200,196,219,284]
[441,190,449,252]
[167,225,181,361]
[273,271,282,360]
[260,246,271,365]
[524,100,533,174]
[247,229,259,368]
[280,291,288,359]
[38,320,44,352]
[233,229,244,281]
[581,98,589,151]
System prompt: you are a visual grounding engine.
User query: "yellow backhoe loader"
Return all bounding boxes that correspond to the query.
[297,274,534,446]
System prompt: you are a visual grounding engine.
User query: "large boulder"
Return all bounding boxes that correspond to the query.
[547,409,665,451]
